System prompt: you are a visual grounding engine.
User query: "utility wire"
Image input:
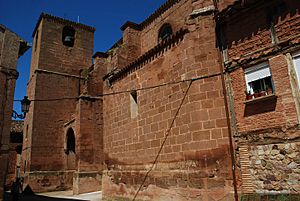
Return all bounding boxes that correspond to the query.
[14,97,78,102]
[13,73,220,102]
[98,73,220,97]
[132,80,193,201]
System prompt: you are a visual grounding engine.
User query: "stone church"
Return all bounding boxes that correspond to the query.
[20,0,300,200]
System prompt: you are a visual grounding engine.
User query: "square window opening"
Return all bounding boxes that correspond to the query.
[245,62,275,100]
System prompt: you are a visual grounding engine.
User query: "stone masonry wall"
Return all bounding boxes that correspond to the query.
[0,26,22,200]
[23,15,95,193]
[140,0,236,55]
[100,1,237,200]
[106,0,237,73]
[249,142,300,194]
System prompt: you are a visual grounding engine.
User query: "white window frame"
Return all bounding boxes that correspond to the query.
[245,62,273,94]
[292,51,300,90]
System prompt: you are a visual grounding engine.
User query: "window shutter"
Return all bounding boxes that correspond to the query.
[245,63,271,83]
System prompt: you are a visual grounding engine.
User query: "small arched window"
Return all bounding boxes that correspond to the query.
[65,128,75,154]
[62,26,75,47]
[158,23,173,42]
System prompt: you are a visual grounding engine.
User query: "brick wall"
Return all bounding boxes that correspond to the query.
[221,0,300,195]
[229,55,298,133]
[223,0,300,135]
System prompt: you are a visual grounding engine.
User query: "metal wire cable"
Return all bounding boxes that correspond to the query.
[13,73,220,102]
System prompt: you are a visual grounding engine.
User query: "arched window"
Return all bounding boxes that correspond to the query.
[62,26,75,47]
[158,23,173,42]
[65,128,75,154]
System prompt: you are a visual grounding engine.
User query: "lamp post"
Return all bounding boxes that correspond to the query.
[12,96,31,119]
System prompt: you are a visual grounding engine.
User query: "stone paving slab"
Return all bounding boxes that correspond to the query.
[38,191,102,201]
[4,191,102,201]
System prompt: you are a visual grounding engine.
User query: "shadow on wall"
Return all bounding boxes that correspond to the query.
[244,96,277,117]
[104,145,231,168]
[221,1,300,50]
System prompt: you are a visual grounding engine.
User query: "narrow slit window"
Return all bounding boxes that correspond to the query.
[131,90,137,103]
[130,90,138,118]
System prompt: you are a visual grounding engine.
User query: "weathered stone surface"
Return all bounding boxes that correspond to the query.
[21,13,103,194]
[0,25,29,200]
[11,0,300,200]
[249,142,300,194]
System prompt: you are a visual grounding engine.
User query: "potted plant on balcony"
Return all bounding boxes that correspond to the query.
[254,90,259,98]
[259,89,266,97]
[245,90,253,100]
[266,85,273,95]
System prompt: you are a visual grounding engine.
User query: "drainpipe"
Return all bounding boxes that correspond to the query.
[213,1,239,201]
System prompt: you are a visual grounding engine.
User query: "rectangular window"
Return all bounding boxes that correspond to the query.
[292,52,300,89]
[245,62,274,100]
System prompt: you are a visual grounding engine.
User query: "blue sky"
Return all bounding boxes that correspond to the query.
[0,0,166,114]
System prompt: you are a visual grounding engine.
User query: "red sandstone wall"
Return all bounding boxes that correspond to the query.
[37,19,94,74]
[140,0,194,54]
[29,73,79,171]
[6,143,21,187]
[105,0,237,73]
[23,15,95,192]
[101,1,234,200]
[0,27,22,199]
[140,0,236,55]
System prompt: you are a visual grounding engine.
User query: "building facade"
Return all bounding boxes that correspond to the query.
[0,25,29,201]
[22,13,103,194]
[98,0,237,200]
[217,0,300,196]
[22,0,300,200]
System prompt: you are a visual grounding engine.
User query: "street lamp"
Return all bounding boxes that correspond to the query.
[12,96,31,119]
